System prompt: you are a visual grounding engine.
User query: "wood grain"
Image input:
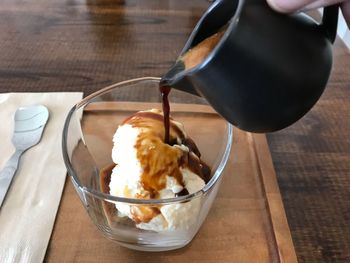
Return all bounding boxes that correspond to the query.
[0,0,207,95]
[267,37,350,262]
[0,0,349,261]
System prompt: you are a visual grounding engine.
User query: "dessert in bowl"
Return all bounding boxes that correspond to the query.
[62,77,232,251]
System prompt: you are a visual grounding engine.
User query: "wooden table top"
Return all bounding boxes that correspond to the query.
[0,0,349,262]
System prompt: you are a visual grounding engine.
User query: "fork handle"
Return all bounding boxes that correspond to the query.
[0,150,23,208]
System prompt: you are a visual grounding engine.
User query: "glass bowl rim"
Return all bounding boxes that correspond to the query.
[62,77,233,205]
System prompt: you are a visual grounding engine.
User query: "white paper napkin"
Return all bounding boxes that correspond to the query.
[0,92,83,263]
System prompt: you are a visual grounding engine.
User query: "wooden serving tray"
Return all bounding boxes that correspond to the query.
[46,103,297,262]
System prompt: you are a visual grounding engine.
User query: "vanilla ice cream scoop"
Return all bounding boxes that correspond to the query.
[109,109,210,231]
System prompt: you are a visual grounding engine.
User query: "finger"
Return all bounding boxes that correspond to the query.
[267,0,315,13]
[341,1,350,28]
[302,0,345,11]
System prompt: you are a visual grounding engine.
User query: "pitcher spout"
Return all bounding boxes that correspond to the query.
[160,62,200,97]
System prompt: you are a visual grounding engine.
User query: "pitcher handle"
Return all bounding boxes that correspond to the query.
[321,5,339,43]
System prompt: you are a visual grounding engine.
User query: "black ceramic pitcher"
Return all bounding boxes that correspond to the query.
[160,0,339,132]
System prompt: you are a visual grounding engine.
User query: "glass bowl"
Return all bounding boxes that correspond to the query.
[62,77,232,251]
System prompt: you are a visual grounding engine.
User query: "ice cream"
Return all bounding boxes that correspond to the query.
[109,109,210,231]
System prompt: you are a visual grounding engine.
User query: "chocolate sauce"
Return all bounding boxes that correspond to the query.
[199,161,211,183]
[159,83,211,184]
[179,151,211,184]
[183,137,201,158]
[160,85,171,144]
[175,188,189,197]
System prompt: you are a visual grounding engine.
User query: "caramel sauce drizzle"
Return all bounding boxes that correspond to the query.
[125,111,185,195]
[130,206,161,224]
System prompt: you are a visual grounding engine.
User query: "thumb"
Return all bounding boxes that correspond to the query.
[341,1,350,28]
[266,0,314,13]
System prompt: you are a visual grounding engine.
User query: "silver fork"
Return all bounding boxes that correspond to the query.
[0,105,49,208]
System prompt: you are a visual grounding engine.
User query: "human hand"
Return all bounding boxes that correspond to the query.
[267,0,350,28]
